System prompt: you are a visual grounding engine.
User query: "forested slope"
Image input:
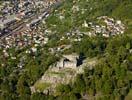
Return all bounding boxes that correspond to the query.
[0,0,132,100]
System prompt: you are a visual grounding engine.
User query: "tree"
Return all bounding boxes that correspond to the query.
[56,84,71,95]
[31,93,47,100]
[16,75,31,97]
[73,74,86,94]
[102,80,113,94]
[117,46,127,62]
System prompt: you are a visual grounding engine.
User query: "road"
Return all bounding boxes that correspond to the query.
[0,1,62,40]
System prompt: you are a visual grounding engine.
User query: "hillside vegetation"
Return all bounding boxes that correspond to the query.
[0,0,132,100]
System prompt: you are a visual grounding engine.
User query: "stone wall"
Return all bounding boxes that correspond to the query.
[54,54,79,68]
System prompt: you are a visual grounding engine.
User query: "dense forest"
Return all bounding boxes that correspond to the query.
[54,35,132,100]
[0,0,132,100]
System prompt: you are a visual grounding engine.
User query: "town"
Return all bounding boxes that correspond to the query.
[0,0,61,37]
[0,0,132,100]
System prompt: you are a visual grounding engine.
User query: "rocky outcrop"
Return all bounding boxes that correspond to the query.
[31,55,97,94]
[51,54,79,69]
